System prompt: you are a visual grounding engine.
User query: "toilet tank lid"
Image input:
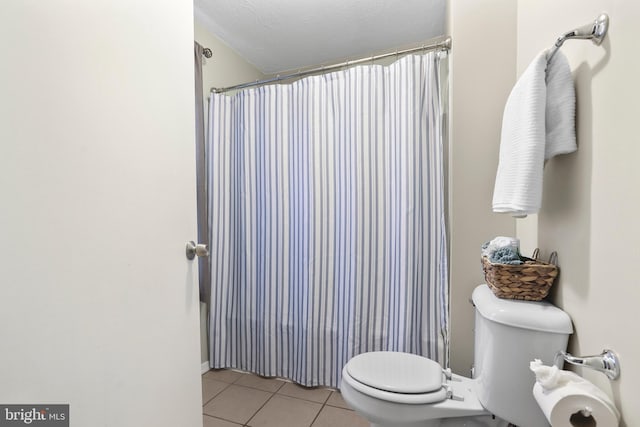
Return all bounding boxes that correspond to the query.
[472,285,573,334]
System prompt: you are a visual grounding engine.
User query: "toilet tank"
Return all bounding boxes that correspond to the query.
[471,285,573,427]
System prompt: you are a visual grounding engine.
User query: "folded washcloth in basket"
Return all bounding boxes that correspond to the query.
[481,236,520,259]
[489,247,524,265]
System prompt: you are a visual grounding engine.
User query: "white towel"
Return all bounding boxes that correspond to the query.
[492,50,576,217]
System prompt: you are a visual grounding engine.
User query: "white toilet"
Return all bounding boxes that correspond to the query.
[340,284,573,427]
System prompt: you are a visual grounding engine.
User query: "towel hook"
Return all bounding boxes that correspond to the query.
[547,13,609,62]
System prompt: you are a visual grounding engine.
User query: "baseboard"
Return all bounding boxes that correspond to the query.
[201,361,210,375]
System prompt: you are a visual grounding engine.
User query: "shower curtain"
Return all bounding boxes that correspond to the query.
[207,51,448,388]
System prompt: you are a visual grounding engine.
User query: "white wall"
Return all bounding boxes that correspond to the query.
[517,2,640,425]
[447,0,517,374]
[194,21,265,365]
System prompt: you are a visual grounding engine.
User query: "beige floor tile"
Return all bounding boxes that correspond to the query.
[203,369,247,384]
[325,391,351,409]
[247,395,322,427]
[277,382,332,403]
[203,385,272,424]
[311,405,369,427]
[202,377,230,405]
[235,373,286,392]
[203,415,243,427]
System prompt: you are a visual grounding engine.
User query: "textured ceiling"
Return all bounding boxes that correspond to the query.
[194,0,446,74]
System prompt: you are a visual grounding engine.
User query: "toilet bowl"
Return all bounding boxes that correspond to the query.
[339,284,573,427]
[340,352,505,427]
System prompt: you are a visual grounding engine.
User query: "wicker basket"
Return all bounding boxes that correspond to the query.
[481,249,558,301]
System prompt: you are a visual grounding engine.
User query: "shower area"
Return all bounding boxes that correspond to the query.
[193,0,451,390]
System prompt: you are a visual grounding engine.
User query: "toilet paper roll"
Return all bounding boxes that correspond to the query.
[533,381,620,426]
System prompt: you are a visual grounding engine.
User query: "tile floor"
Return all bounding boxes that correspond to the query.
[202,369,369,427]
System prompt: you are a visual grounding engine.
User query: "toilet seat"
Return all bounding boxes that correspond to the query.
[347,351,443,393]
[342,351,448,404]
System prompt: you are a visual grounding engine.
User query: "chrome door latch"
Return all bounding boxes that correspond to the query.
[186,241,209,260]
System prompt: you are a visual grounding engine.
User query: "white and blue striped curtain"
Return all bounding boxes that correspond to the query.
[207,52,448,388]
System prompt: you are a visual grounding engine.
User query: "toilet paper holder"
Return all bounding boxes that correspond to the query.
[554,349,620,380]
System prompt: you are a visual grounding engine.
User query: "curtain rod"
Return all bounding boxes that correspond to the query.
[211,36,451,94]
